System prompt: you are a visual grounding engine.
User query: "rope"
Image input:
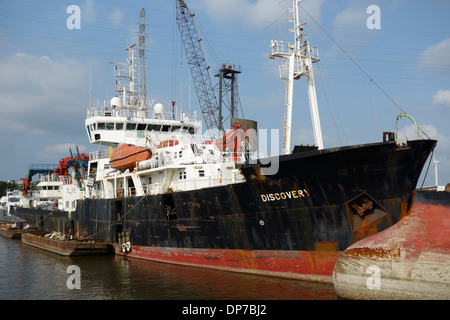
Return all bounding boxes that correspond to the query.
[25,194,151,242]
[75,193,150,242]
[229,9,287,62]
[420,149,434,189]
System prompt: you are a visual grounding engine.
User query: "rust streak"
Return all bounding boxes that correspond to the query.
[343,245,401,260]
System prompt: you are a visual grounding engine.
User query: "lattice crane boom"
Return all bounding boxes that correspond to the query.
[176,0,222,135]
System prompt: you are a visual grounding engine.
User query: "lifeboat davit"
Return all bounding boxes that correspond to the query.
[110,144,152,171]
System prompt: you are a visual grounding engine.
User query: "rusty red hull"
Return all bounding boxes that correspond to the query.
[333,189,450,299]
[110,144,152,171]
[114,244,341,283]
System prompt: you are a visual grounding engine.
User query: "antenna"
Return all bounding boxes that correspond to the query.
[109,9,149,110]
[434,155,440,187]
[137,8,147,106]
[215,64,242,129]
[89,60,93,107]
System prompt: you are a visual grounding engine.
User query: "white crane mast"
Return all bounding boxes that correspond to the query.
[270,0,323,154]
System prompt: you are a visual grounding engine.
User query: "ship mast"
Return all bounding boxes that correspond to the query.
[137,8,147,106]
[270,0,323,154]
[109,9,149,111]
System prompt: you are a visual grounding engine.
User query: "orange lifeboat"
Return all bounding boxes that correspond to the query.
[110,144,152,171]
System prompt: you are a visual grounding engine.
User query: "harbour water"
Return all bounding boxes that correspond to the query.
[0,235,337,300]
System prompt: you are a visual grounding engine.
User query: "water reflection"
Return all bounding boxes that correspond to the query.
[0,236,337,300]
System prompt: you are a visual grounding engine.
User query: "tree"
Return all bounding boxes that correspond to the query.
[0,181,19,197]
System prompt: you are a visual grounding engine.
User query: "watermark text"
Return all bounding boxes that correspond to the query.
[366,5,381,29]
[66,5,81,30]
[66,265,81,289]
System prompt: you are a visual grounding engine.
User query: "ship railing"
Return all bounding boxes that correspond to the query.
[90,190,104,199]
[173,175,239,191]
[89,149,111,161]
[270,40,293,56]
[142,184,162,196]
[127,187,136,197]
[86,106,198,122]
[114,187,137,198]
[136,150,248,172]
[38,174,72,185]
[141,173,243,196]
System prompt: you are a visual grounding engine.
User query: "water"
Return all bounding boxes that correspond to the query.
[0,235,337,300]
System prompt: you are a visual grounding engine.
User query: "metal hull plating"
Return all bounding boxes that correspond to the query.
[14,139,436,282]
[333,189,450,299]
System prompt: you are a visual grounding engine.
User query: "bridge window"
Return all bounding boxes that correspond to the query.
[147,124,161,132]
[86,126,92,140]
[126,123,137,130]
[116,123,123,130]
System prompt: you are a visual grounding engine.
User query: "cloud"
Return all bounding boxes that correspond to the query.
[0,52,90,180]
[193,0,288,29]
[331,2,380,46]
[420,38,450,72]
[37,143,87,160]
[397,123,450,185]
[0,52,88,138]
[192,0,325,30]
[333,6,366,29]
[300,0,325,24]
[432,89,450,108]
[82,0,96,24]
[110,8,124,28]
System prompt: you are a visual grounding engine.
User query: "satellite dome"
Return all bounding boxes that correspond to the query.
[111,96,122,109]
[154,103,164,115]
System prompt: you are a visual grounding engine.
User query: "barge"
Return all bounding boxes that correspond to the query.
[21,230,113,256]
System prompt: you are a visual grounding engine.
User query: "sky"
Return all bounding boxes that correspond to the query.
[0,0,449,187]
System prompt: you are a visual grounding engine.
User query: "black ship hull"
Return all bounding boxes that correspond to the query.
[15,139,437,282]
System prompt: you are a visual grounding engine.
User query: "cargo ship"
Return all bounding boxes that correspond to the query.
[14,1,436,283]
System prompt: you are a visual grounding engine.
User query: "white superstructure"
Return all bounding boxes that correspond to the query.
[33,28,250,212]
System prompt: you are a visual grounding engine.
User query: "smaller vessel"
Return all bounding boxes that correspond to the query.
[0,222,27,238]
[110,144,152,171]
[21,229,113,256]
[0,189,34,222]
